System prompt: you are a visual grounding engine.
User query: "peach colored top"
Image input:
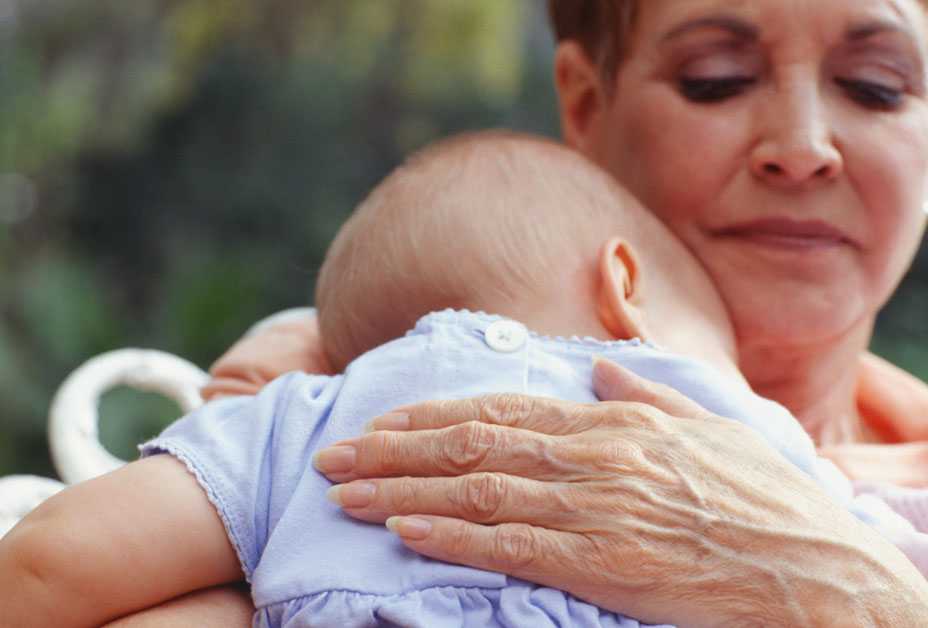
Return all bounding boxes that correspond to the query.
[824,353,928,490]
[845,354,928,562]
[859,352,928,444]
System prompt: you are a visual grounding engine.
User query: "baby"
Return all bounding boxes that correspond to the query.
[0,132,916,628]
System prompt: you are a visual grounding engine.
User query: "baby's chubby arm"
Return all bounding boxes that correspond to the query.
[0,455,243,628]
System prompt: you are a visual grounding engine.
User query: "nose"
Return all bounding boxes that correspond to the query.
[750,83,843,187]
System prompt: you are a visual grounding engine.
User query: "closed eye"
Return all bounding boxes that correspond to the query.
[835,78,904,110]
[678,77,757,103]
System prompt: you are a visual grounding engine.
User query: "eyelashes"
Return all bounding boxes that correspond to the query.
[834,78,904,110]
[678,76,905,110]
[678,77,756,102]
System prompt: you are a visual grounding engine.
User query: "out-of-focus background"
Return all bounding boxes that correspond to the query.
[0,1,925,481]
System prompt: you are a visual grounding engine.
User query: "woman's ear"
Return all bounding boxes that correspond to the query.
[597,237,649,341]
[554,41,608,154]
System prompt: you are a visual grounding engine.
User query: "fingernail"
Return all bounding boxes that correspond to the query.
[386,516,432,540]
[365,412,410,433]
[326,482,376,508]
[313,445,357,473]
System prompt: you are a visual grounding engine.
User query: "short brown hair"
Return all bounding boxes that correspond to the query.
[315,131,650,370]
[547,1,638,81]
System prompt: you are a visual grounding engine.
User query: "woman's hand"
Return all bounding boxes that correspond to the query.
[315,359,928,627]
[202,313,332,400]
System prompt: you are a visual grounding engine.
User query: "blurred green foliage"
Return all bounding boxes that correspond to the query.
[0,0,558,478]
[0,1,925,482]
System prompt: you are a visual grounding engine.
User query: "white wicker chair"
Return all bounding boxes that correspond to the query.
[0,349,208,538]
[0,309,311,538]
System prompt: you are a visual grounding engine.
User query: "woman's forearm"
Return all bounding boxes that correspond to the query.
[702,514,928,626]
[103,584,254,628]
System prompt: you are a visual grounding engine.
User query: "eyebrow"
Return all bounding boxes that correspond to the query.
[846,19,913,42]
[661,15,917,46]
[660,15,759,44]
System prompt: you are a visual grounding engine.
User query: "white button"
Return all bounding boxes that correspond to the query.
[484,320,528,353]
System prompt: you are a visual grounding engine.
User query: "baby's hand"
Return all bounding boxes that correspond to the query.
[202,313,333,400]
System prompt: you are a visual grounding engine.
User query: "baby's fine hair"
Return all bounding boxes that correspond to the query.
[315,130,662,371]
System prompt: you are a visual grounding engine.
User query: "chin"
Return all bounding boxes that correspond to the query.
[726,288,871,355]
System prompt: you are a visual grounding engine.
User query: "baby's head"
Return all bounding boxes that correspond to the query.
[317,131,739,378]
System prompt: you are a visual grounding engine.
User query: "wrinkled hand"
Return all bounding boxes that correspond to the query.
[314,359,928,627]
[202,315,332,400]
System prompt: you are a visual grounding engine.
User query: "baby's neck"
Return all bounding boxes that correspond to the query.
[512,307,747,388]
[640,305,746,387]
[652,329,746,387]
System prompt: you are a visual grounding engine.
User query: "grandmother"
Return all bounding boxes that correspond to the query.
[110,0,928,625]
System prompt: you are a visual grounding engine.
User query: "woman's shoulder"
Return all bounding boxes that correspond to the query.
[858,352,928,443]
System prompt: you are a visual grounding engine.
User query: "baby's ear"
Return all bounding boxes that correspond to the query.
[597,237,649,341]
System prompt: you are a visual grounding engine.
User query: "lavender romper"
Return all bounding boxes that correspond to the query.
[141,310,920,628]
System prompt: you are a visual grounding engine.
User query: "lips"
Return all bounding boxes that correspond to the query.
[713,218,858,250]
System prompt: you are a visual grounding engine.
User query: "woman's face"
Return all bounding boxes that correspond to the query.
[584,0,928,353]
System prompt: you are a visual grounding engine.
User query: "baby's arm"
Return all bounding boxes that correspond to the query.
[103,584,253,628]
[0,455,243,628]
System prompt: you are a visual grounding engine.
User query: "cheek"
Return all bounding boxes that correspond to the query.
[844,109,928,302]
[599,87,747,235]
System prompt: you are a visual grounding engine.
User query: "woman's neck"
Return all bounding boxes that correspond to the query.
[738,318,878,447]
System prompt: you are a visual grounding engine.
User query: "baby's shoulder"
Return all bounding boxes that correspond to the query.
[250,369,343,404]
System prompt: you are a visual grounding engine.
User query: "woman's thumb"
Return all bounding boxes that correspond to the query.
[593,356,711,418]
[592,356,637,402]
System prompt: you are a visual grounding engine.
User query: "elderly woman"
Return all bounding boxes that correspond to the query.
[111,0,928,625]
